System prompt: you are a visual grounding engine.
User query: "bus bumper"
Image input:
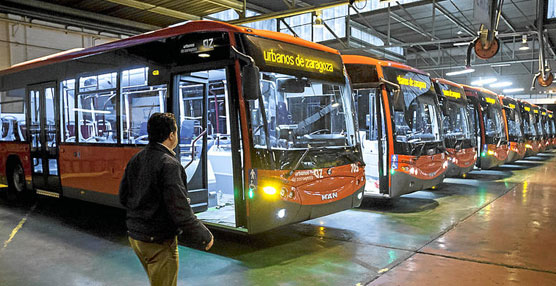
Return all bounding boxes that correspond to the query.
[390,171,446,198]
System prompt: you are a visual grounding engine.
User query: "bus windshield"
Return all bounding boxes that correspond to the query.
[505,106,523,140]
[483,101,504,139]
[249,72,356,150]
[523,111,538,138]
[383,67,441,144]
[443,100,472,140]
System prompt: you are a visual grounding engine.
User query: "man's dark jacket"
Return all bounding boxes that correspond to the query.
[119,143,212,248]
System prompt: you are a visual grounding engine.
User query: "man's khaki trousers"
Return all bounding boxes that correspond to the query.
[129,236,179,286]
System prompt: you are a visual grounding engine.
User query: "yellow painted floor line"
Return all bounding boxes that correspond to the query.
[2,203,37,250]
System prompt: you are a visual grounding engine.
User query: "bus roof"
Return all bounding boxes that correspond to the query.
[432,78,464,89]
[0,20,340,76]
[342,54,428,75]
[461,84,499,97]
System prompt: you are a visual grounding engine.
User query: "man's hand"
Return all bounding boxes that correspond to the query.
[205,235,214,251]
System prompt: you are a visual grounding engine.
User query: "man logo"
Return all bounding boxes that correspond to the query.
[321,192,338,201]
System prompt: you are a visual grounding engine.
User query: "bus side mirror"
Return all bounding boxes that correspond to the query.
[242,64,261,101]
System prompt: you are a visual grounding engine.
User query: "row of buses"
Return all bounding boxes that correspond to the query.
[0,21,553,235]
[344,54,555,198]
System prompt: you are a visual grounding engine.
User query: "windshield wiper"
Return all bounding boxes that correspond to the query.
[256,91,275,169]
[294,102,339,136]
[283,145,327,179]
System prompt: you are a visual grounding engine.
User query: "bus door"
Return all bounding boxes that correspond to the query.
[27,82,62,196]
[175,68,242,229]
[356,86,387,195]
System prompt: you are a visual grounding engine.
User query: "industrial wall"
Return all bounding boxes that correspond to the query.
[0,13,119,70]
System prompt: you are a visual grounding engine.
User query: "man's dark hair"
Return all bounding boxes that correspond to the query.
[147,112,177,144]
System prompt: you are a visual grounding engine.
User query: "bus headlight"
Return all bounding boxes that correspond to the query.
[487,150,495,155]
[357,192,363,200]
[263,186,277,195]
[442,161,449,169]
[277,209,286,219]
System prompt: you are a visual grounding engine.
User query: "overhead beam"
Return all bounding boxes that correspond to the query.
[0,0,159,33]
[203,0,244,11]
[229,0,364,25]
[433,2,475,36]
[419,58,538,71]
[103,0,200,21]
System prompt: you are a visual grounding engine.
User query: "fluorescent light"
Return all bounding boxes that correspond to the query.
[519,35,530,51]
[446,68,475,76]
[490,81,513,88]
[74,108,110,114]
[453,42,470,46]
[503,88,524,93]
[471,78,497,86]
[198,53,210,58]
[491,63,511,67]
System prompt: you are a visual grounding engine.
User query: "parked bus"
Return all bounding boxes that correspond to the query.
[540,107,551,150]
[432,78,476,177]
[500,95,526,163]
[519,100,541,156]
[548,111,556,148]
[532,105,547,153]
[462,85,508,169]
[343,55,447,198]
[0,21,366,234]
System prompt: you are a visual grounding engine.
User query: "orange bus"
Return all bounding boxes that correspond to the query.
[539,107,551,150]
[519,100,541,156]
[343,55,447,198]
[462,85,508,169]
[548,111,556,148]
[0,21,365,234]
[500,95,526,163]
[532,104,547,153]
[432,78,477,177]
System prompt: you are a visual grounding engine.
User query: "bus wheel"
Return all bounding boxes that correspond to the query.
[7,161,27,201]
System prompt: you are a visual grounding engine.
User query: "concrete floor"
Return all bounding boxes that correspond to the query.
[1,153,555,286]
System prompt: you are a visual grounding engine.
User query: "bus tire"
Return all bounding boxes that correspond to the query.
[6,159,28,201]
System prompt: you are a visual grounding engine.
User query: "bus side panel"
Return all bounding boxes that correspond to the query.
[0,142,32,185]
[58,144,140,199]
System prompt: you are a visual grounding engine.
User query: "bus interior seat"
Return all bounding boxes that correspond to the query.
[18,120,26,141]
[276,101,292,125]
[80,121,95,141]
[1,116,18,141]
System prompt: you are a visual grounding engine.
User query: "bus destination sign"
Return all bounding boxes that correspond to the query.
[243,35,344,83]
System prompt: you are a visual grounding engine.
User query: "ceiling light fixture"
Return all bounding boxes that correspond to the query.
[490,81,513,88]
[198,53,210,58]
[503,88,524,93]
[314,10,324,28]
[519,35,530,51]
[453,42,470,46]
[471,78,498,86]
[491,63,511,67]
[446,68,475,76]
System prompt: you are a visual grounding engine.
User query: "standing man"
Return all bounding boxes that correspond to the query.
[119,112,213,286]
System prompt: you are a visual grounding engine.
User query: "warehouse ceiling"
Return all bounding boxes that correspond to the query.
[0,0,555,99]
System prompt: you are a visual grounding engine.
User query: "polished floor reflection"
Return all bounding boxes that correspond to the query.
[0,152,555,285]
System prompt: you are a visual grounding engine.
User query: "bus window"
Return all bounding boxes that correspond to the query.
[250,72,356,152]
[483,104,504,139]
[0,88,26,142]
[61,80,76,142]
[443,100,471,141]
[76,72,118,143]
[120,67,167,144]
